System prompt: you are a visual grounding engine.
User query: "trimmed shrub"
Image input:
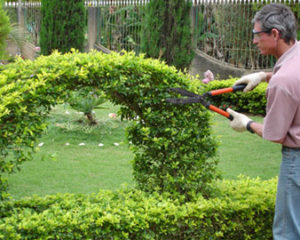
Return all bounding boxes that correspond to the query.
[40,0,85,55]
[0,177,276,239]
[0,50,218,200]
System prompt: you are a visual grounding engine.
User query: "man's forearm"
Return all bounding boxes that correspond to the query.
[249,121,263,137]
[248,121,285,144]
[265,72,272,83]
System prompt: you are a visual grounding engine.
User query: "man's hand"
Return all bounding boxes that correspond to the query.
[234,72,267,92]
[226,108,253,132]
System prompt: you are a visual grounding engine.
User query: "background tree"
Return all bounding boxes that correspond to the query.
[0,0,11,59]
[40,0,85,55]
[140,0,194,71]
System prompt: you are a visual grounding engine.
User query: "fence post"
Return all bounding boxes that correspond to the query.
[87,6,97,51]
[190,4,197,50]
[17,0,24,27]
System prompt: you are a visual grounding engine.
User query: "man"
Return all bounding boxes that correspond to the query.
[226,3,300,239]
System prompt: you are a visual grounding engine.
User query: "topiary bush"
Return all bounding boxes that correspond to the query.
[0,50,218,201]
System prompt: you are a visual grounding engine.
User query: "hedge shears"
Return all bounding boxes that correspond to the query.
[167,84,246,120]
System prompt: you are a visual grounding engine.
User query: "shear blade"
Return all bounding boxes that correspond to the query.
[167,97,204,104]
[168,88,199,97]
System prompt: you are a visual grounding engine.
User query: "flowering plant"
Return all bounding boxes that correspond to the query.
[202,70,214,84]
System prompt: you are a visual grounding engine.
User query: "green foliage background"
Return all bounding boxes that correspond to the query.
[39,0,85,55]
[140,0,194,71]
[0,0,10,59]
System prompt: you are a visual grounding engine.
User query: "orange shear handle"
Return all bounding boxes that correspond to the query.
[209,84,246,96]
[208,105,233,120]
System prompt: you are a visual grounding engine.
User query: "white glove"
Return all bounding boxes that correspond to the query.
[234,72,267,92]
[226,108,253,132]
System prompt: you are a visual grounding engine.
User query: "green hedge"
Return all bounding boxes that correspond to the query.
[0,177,276,240]
[0,50,219,200]
[202,79,267,115]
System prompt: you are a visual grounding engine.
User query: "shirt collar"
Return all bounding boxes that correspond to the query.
[273,41,298,75]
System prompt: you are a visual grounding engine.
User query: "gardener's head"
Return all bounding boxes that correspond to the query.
[251,3,297,57]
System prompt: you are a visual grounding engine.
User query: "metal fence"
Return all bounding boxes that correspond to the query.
[93,4,144,54]
[4,1,41,45]
[3,0,300,70]
[193,1,300,70]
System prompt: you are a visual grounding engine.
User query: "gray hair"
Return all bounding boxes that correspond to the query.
[252,3,297,43]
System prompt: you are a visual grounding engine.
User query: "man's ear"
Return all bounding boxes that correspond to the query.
[271,28,280,40]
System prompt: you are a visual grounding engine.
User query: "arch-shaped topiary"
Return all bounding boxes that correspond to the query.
[0,51,218,200]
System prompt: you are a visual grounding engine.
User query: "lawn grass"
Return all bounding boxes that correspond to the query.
[6,104,282,199]
[7,102,134,199]
[212,114,281,179]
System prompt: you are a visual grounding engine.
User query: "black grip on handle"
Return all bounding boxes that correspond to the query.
[232,84,247,92]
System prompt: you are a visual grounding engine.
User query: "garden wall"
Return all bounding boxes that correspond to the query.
[189,48,250,79]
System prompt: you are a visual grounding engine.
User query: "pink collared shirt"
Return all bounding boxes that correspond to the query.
[263,41,300,147]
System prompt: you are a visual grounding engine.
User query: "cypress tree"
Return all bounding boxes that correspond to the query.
[40,0,85,55]
[0,0,10,59]
[141,0,194,71]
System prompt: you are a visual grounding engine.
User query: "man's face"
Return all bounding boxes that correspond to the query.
[253,22,277,56]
